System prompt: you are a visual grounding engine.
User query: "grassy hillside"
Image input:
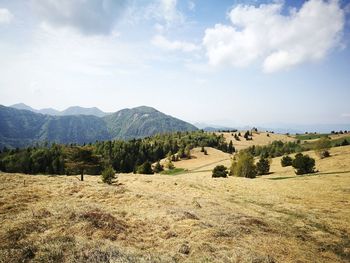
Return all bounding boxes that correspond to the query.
[218,131,296,151]
[1,146,349,262]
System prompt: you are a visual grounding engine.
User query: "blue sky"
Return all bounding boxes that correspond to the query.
[0,0,349,127]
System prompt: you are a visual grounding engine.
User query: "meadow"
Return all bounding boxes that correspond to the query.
[0,133,349,262]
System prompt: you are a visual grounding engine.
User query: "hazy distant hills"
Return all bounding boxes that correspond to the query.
[10,103,108,117]
[0,105,197,148]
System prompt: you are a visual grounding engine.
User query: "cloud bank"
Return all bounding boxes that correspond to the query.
[203,0,345,73]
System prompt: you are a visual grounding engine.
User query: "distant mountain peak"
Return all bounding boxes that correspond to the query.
[131,106,159,113]
[61,106,107,117]
[10,103,37,112]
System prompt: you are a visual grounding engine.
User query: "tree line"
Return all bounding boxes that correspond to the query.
[0,131,234,175]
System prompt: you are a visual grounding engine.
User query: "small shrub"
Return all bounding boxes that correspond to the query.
[281,155,293,167]
[321,150,330,158]
[137,161,154,174]
[212,165,228,178]
[256,157,270,175]
[292,153,316,175]
[166,160,175,170]
[314,137,331,159]
[101,166,116,184]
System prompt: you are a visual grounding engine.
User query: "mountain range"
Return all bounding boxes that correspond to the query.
[10,103,108,117]
[0,105,197,148]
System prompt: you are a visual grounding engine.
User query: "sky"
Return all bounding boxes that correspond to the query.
[0,0,349,127]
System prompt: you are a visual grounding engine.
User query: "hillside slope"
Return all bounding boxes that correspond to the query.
[0,105,197,148]
[219,131,296,150]
[0,105,111,148]
[1,146,349,262]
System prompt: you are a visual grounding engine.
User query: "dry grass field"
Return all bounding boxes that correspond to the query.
[1,145,350,262]
[217,132,296,151]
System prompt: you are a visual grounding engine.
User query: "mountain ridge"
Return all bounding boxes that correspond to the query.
[10,103,109,117]
[0,105,197,148]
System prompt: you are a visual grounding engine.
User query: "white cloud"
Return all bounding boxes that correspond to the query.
[188,1,195,11]
[139,0,184,27]
[32,0,128,35]
[203,0,345,73]
[158,0,184,25]
[2,22,147,78]
[152,34,199,52]
[0,8,13,24]
[341,113,350,118]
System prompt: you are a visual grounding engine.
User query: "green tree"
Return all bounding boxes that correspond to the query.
[281,155,293,167]
[244,130,252,141]
[256,157,270,175]
[314,137,331,158]
[137,161,154,174]
[65,146,101,181]
[292,153,316,175]
[230,152,256,178]
[185,145,191,159]
[153,161,164,173]
[212,165,228,178]
[228,140,235,154]
[101,166,116,184]
[178,147,185,158]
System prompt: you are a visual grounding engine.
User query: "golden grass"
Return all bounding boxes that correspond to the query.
[173,147,231,172]
[1,146,350,262]
[218,131,295,151]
